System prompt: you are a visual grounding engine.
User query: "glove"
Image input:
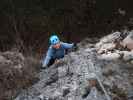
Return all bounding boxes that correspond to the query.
[73,43,78,51]
[73,43,76,46]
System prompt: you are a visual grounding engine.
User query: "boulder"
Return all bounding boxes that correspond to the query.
[130,60,133,64]
[122,51,133,61]
[97,43,116,54]
[121,31,133,50]
[97,52,121,61]
[0,55,11,64]
[99,32,121,43]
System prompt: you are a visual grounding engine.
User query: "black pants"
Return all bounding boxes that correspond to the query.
[47,58,56,67]
[47,55,64,67]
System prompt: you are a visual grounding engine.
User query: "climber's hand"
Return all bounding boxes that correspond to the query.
[73,43,78,51]
[55,59,60,65]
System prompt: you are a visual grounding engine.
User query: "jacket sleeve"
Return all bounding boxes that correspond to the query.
[42,46,54,66]
[61,42,74,49]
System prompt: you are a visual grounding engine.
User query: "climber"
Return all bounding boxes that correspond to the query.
[41,35,77,69]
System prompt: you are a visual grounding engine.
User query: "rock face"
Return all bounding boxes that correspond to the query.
[15,41,105,100]
[15,35,133,100]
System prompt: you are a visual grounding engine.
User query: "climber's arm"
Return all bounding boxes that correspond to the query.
[61,42,74,49]
[42,47,54,67]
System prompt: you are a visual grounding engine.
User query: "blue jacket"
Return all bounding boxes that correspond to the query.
[42,42,74,66]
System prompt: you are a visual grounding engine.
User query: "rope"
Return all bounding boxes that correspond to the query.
[88,55,111,100]
[96,75,111,100]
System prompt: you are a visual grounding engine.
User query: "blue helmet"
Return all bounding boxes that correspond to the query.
[49,35,60,45]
